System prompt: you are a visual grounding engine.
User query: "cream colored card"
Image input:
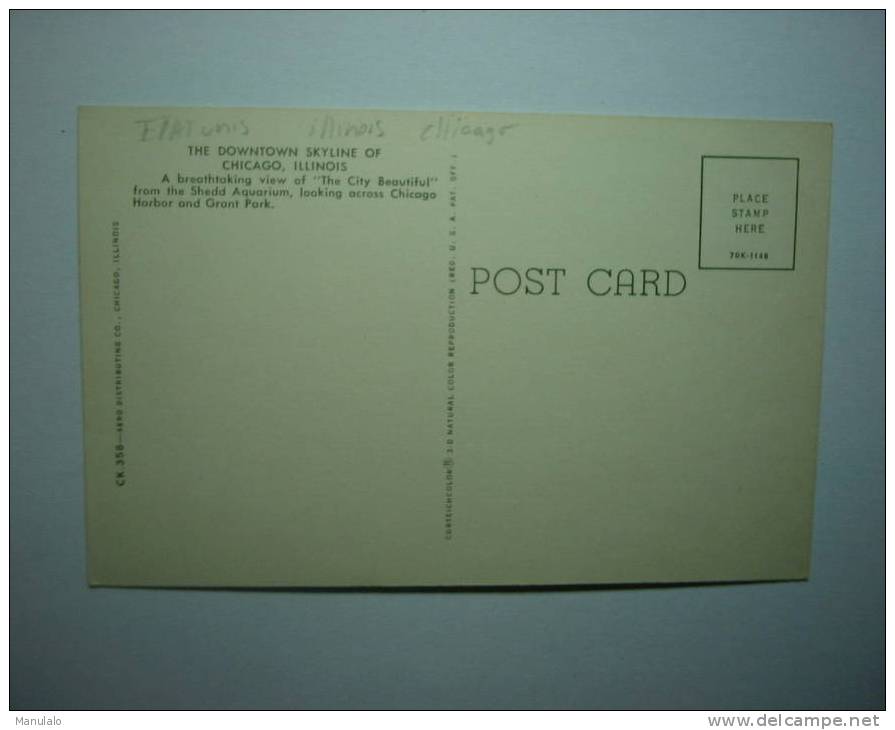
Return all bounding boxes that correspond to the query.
[78,107,832,587]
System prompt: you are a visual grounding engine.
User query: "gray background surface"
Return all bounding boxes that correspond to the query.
[10,11,884,710]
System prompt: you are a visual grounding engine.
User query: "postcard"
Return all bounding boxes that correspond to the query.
[79,107,832,586]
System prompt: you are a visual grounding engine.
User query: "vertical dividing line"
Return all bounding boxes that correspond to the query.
[444,154,458,541]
